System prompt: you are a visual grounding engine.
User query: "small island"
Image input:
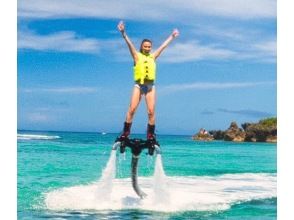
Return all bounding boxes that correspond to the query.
[193,117,277,143]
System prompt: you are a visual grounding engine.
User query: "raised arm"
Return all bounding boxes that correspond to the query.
[153,29,179,59]
[117,21,138,63]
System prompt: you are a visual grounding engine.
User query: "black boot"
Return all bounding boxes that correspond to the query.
[147,124,156,141]
[147,124,157,155]
[118,122,132,141]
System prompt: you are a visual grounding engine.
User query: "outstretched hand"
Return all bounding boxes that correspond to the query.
[117,21,125,33]
[172,29,180,38]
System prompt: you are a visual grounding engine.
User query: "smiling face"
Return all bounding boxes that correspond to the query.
[140,40,152,54]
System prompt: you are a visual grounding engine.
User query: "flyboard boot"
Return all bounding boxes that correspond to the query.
[119,122,132,140]
[116,122,132,153]
[147,124,157,155]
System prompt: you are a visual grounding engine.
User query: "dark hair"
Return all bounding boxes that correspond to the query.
[140,39,152,53]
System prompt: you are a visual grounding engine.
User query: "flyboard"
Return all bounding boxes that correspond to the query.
[112,136,161,199]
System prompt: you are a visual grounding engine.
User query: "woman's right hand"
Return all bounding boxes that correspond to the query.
[117,21,125,33]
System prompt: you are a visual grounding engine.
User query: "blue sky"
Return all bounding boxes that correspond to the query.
[17,0,277,135]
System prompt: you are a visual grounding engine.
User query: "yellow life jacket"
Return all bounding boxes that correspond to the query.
[133,52,156,84]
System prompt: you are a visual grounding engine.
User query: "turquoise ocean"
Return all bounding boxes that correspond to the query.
[18,130,276,219]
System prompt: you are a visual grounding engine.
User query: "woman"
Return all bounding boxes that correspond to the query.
[117,21,179,141]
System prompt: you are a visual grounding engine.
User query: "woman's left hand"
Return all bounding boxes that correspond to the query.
[172,29,180,38]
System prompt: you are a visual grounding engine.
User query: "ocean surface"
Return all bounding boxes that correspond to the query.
[17,130,277,219]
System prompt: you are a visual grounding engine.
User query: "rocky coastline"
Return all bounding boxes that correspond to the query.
[193,117,277,143]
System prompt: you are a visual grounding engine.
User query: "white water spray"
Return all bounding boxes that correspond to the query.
[44,149,117,210]
[45,145,276,212]
[153,154,170,205]
[95,149,117,201]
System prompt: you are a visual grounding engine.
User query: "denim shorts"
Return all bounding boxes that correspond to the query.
[134,83,155,94]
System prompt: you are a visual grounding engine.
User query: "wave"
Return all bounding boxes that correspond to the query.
[17,134,61,140]
[45,173,276,212]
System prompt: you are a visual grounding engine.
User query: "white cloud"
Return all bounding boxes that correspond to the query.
[17,29,276,63]
[193,25,256,42]
[232,39,277,63]
[163,39,277,64]
[159,81,276,94]
[18,30,100,53]
[27,112,52,123]
[189,24,276,63]
[252,40,277,57]
[159,41,237,62]
[22,86,98,94]
[253,41,277,55]
[18,0,276,20]
[184,0,276,19]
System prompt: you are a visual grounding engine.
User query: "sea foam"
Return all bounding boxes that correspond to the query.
[45,151,276,212]
[17,134,60,140]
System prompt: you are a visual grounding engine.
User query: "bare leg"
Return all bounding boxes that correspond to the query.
[145,86,156,125]
[126,86,142,123]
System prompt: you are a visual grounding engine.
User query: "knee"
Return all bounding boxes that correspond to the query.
[147,109,155,118]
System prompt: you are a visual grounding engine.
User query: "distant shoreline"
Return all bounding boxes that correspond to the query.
[193,117,277,143]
